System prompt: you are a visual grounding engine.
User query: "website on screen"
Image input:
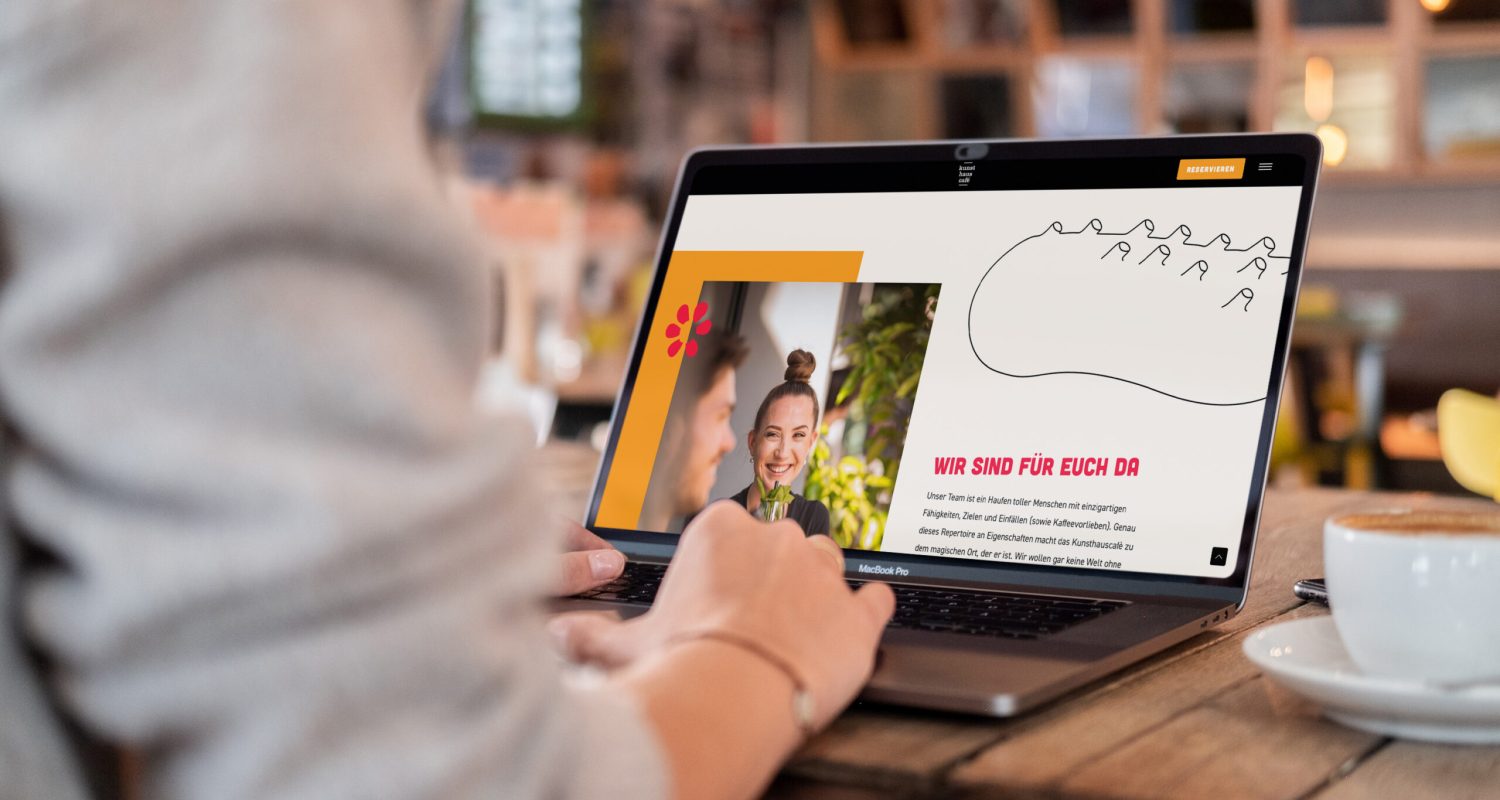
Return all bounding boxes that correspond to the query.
[593,155,1304,579]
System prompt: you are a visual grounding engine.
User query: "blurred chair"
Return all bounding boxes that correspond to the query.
[1277,286,1403,489]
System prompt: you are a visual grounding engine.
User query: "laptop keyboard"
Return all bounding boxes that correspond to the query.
[575,561,1128,640]
[576,561,670,606]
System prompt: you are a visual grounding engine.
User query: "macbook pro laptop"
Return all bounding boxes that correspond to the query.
[562,133,1321,715]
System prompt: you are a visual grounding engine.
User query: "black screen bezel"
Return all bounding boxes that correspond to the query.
[582,133,1321,607]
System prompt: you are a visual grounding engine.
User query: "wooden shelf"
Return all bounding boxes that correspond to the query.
[1165,36,1260,62]
[1308,232,1500,271]
[1425,26,1500,53]
[809,0,1500,183]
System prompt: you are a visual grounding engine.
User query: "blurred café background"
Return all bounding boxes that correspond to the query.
[443,0,1500,507]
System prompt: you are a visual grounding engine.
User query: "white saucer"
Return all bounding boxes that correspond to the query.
[1243,616,1500,744]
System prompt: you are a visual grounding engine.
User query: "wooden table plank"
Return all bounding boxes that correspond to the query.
[1314,742,1500,800]
[950,604,1322,796]
[764,776,920,800]
[785,706,1010,788]
[1059,675,1382,800]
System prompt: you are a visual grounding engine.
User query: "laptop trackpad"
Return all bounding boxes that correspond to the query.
[864,637,1106,715]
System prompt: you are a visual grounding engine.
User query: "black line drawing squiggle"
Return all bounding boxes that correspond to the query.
[1222,287,1255,311]
[967,218,1293,407]
[1226,236,1277,253]
[1149,223,1189,239]
[1138,244,1171,266]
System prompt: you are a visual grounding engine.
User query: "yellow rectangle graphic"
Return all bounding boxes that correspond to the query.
[1176,158,1245,180]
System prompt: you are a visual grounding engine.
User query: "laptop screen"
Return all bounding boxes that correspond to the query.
[588,138,1315,584]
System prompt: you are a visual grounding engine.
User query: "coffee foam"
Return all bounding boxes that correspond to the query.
[1334,511,1500,536]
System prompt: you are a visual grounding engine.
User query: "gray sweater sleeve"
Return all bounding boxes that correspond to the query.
[0,2,666,798]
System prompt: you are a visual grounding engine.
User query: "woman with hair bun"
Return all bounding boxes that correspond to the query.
[731,349,832,536]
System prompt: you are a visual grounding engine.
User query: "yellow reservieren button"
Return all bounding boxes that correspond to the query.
[1176,158,1245,180]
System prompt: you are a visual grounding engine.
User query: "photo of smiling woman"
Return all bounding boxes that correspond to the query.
[730,349,831,536]
[634,279,939,542]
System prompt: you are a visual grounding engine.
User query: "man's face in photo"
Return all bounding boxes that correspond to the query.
[674,366,737,515]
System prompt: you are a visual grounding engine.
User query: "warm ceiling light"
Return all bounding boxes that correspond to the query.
[1317,123,1349,167]
[1305,57,1334,123]
[1420,0,1451,12]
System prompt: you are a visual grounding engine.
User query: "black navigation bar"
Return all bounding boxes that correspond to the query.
[688,154,1306,195]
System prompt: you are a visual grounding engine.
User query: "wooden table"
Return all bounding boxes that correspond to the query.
[766,488,1500,800]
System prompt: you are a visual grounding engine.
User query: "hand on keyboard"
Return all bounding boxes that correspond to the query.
[554,520,626,597]
[550,500,894,731]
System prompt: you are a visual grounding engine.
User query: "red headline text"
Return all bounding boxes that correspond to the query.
[933,455,1141,477]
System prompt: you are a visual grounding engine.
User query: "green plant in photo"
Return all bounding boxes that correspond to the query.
[836,284,938,473]
[755,477,795,508]
[806,284,937,550]
[803,432,892,549]
[754,476,795,522]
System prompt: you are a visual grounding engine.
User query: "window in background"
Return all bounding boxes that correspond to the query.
[938,0,1028,48]
[941,75,1015,138]
[1163,63,1254,133]
[470,0,584,123]
[1034,57,1138,136]
[1429,0,1500,24]
[1170,0,1256,34]
[1425,56,1500,160]
[1275,54,1395,169]
[1293,0,1387,27]
[1053,0,1134,36]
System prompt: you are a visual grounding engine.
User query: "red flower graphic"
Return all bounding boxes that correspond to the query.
[665,302,712,358]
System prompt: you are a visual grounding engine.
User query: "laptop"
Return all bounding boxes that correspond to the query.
[563,133,1320,715]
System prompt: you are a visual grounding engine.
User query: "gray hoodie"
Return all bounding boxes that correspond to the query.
[0,1,665,797]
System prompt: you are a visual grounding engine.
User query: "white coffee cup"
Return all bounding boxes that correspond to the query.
[1324,510,1500,685]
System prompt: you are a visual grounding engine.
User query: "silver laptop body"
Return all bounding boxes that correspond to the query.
[560,133,1320,716]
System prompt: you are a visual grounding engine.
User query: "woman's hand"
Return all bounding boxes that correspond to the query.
[556,520,626,597]
[552,501,894,798]
[551,500,894,730]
